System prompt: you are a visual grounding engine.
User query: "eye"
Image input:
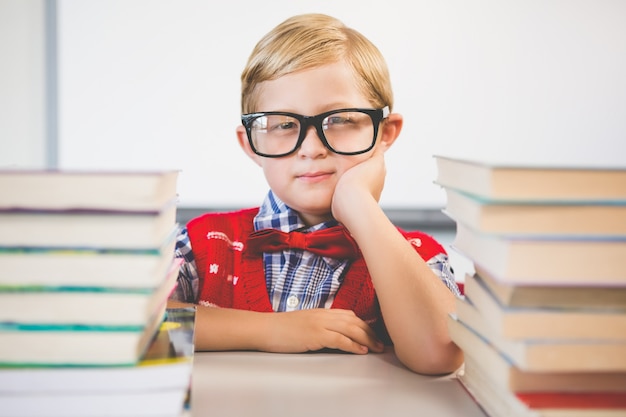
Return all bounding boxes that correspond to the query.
[324,115,353,127]
[260,115,298,133]
[272,121,298,131]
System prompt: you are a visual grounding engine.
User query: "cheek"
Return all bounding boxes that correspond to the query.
[336,154,370,175]
[261,161,290,188]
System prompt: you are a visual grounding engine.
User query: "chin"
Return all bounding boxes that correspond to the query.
[291,204,334,223]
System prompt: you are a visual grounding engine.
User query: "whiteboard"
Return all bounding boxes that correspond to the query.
[57,0,626,209]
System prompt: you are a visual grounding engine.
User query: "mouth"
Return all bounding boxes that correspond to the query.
[296,171,333,183]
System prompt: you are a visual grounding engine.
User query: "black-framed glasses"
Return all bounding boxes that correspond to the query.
[241,106,390,158]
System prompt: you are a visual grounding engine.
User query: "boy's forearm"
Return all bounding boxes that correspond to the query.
[166,300,269,351]
[340,196,464,375]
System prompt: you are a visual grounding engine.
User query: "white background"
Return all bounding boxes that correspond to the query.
[56,0,626,209]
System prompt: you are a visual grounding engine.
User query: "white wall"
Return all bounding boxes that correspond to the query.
[51,0,626,208]
[0,0,46,169]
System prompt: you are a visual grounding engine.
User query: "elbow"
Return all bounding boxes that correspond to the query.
[396,341,464,376]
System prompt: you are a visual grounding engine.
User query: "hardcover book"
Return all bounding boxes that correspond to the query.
[458,362,626,417]
[452,222,626,285]
[433,155,626,202]
[0,203,178,250]
[442,187,626,238]
[0,170,180,212]
[448,313,626,390]
[462,273,626,341]
[453,296,626,372]
[475,265,626,309]
[0,303,166,367]
[0,239,176,289]
[0,307,196,417]
[0,258,181,326]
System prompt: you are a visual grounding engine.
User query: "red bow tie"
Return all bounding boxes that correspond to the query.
[246,226,360,260]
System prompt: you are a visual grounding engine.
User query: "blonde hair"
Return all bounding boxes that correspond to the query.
[240,13,393,114]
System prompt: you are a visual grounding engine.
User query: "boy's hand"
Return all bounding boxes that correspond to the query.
[263,308,384,355]
[331,145,387,224]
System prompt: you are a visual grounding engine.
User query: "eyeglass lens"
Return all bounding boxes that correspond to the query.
[249,110,375,156]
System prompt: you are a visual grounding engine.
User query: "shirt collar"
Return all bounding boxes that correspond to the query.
[254,190,338,233]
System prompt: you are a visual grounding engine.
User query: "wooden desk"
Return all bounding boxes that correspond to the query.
[190,348,486,417]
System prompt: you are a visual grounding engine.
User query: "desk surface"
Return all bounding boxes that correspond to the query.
[190,348,486,417]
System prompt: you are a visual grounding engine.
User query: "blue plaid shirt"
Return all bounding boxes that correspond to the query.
[172,190,459,309]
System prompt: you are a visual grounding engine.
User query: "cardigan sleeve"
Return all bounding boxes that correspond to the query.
[401,229,461,297]
[170,226,200,303]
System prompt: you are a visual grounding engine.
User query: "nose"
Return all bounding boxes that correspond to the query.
[297,125,328,158]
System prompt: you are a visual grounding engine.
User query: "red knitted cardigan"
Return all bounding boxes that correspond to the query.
[186,207,447,338]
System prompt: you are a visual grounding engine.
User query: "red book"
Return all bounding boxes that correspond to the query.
[458,371,626,417]
[517,392,626,410]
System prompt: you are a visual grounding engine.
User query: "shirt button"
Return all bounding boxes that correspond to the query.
[286,295,300,308]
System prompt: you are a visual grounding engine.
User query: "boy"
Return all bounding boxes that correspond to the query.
[168,13,463,375]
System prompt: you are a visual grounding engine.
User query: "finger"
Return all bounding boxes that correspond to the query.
[344,326,385,353]
[322,332,370,355]
[325,310,385,353]
[372,140,389,156]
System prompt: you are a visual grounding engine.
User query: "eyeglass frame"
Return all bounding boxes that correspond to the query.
[240,106,390,158]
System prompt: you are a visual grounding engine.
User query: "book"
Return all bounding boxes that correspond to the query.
[475,265,626,309]
[458,362,626,417]
[0,203,178,250]
[0,258,181,326]
[454,295,626,372]
[0,390,187,417]
[0,302,166,366]
[463,273,626,341]
[433,155,626,202]
[448,313,626,392]
[452,222,626,285]
[0,307,196,417]
[0,170,180,212]
[442,187,626,238]
[436,155,626,414]
[0,238,176,288]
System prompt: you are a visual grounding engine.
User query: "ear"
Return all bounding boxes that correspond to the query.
[236,125,263,167]
[377,113,403,151]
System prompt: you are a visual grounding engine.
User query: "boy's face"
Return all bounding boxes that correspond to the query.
[236,61,398,226]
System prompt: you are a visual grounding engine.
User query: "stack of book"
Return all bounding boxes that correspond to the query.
[433,155,626,417]
[0,170,195,417]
